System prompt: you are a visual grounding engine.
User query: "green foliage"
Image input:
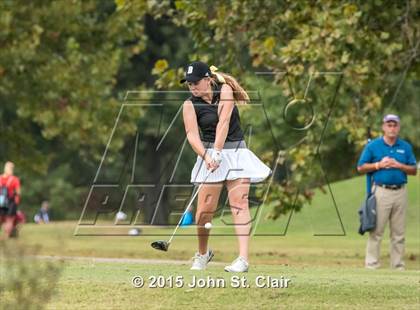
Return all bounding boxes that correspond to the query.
[21,164,84,220]
[0,0,418,221]
[0,0,152,218]
[0,0,146,171]
[151,0,419,217]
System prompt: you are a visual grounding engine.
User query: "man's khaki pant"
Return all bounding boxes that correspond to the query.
[365,186,407,268]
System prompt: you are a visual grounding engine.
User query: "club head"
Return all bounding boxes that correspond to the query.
[151,240,170,252]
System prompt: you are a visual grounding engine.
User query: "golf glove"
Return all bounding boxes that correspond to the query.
[211,149,222,165]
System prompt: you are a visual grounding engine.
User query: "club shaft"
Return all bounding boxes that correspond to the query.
[167,170,212,244]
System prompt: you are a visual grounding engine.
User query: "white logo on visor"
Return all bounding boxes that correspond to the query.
[187,66,193,74]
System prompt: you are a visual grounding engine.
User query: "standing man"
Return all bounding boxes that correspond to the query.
[357,114,417,270]
[0,161,21,240]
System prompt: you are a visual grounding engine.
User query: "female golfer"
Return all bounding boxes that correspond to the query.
[182,61,272,272]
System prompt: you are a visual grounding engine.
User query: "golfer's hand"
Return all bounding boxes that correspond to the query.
[379,156,393,169]
[387,158,402,169]
[211,149,222,165]
[204,153,220,172]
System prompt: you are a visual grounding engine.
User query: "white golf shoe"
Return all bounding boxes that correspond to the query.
[224,256,249,272]
[190,249,214,270]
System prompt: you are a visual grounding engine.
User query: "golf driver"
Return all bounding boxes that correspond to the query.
[151,169,213,252]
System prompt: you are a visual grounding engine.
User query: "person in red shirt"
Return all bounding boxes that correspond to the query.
[0,161,21,239]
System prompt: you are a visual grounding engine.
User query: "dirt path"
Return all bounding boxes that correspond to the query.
[31,255,225,266]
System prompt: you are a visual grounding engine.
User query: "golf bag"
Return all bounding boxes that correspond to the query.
[0,186,9,208]
[0,176,14,208]
[358,184,377,235]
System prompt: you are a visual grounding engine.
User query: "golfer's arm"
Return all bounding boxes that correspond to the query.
[357,163,378,174]
[214,85,235,151]
[183,100,207,159]
[397,163,417,175]
[358,162,417,175]
[15,179,21,204]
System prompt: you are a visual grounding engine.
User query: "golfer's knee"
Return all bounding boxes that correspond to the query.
[3,221,13,234]
[229,199,248,211]
[229,196,248,209]
[370,232,383,242]
[391,234,405,244]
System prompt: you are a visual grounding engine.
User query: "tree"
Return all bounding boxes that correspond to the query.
[0,0,148,173]
[0,0,151,217]
[150,0,420,217]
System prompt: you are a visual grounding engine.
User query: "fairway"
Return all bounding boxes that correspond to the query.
[1,257,419,309]
[39,261,420,309]
[1,176,419,309]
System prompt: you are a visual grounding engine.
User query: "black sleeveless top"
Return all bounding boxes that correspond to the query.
[189,83,244,142]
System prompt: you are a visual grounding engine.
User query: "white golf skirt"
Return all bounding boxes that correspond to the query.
[190,140,272,185]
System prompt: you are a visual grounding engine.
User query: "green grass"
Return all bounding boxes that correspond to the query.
[42,262,418,310]
[13,176,420,267]
[1,175,419,309]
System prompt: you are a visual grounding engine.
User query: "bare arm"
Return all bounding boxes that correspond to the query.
[357,156,417,175]
[213,84,235,150]
[357,163,378,174]
[182,100,207,158]
[397,164,417,175]
[358,156,397,174]
[389,158,417,175]
[15,177,21,204]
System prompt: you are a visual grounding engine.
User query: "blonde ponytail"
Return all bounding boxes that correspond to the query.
[209,66,249,104]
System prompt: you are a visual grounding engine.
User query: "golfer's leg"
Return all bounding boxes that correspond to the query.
[226,178,251,261]
[196,182,223,255]
[389,187,407,268]
[0,216,6,240]
[366,187,392,266]
[2,216,14,238]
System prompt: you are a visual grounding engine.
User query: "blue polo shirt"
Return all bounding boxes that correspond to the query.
[357,137,416,185]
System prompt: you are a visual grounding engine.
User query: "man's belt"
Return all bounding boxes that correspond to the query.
[376,183,404,190]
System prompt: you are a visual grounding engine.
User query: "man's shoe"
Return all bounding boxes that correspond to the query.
[365,262,380,270]
[190,249,214,270]
[393,264,405,271]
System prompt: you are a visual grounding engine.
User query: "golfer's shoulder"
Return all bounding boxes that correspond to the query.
[397,138,413,150]
[183,99,197,116]
[367,137,382,148]
[183,98,193,106]
[184,95,198,108]
[361,138,381,154]
[220,83,233,95]
[1,174,18,182]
